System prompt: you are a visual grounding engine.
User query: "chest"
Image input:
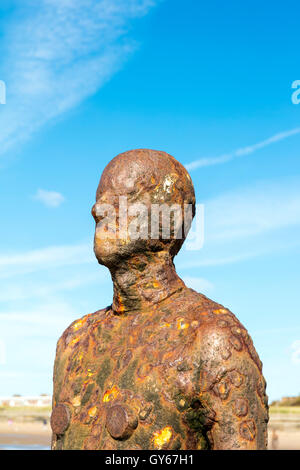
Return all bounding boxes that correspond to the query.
[53,315,204,449]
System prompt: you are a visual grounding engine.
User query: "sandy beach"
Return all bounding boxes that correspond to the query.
[0,410,299,450]
[0,421,51,449]
[268,429,300,450]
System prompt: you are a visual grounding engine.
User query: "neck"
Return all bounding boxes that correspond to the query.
[109,251,185,315]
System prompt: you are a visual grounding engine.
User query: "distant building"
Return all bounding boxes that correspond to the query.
[271,395,300,407]
[0,395,52,407]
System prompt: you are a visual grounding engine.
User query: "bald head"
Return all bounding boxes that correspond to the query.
[92,149,196,267]
[96,149,195,206]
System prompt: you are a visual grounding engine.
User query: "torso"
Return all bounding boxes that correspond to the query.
[51,288,266,450]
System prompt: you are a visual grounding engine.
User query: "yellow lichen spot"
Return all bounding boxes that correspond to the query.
[159,323,171,328]
[117,294,125,313]
[214,308,228,315]
[71,395,81,407]
[129,335,135,344]
[88,406,98,417]
[219,383,226,394]
[73,318,86,331]
[152,281,160,288]
[70,337,80,346]
[151,176,155,184]
[152,426,173,449]
[103,385,119,403]
[87,368,95,377]
[177,318,189,330]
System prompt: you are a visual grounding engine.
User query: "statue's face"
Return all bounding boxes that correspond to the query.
[92,149,195,268]
[92,184,150,267]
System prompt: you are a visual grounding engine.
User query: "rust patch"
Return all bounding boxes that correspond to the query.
[233,398,249,417]
[239,419,256,441]
[106,404,138,440]
[50,404,71,435]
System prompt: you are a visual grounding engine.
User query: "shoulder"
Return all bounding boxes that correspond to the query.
[189,300,268,440]
[55,307,108,357]
[190,298,263,375]
[184,302,267,413]
[171,288,261,373]
[52,307,112,405]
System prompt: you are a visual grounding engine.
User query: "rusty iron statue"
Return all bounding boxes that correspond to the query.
[51,149,269,450]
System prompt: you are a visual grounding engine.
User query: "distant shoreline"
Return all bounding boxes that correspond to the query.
[0,407,299,450]
[0,421,51,448]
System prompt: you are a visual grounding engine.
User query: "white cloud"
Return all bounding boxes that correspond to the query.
[33,188,65,207]
[291,340,300,365]
[0,0,159,156]
[178,177,300,268]
[182,276,213,294]
[0,298,81,395]
[0,372,25,379]
[0,243,94,279]
[186,127,300,171]
[178,252,260,268]
[205,178,300,243]
[0,272,105,302]
[0,301,76,330]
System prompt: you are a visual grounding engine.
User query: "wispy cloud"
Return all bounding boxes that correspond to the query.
[178,252,261,269]
[0,243,94,279]
[33,188,65,207]
[178,177,300,268]
[186,127,300,171]
[0,300,80,332]
[0,298,80,394]
[0,273,105,302]
[182,276,213,294]
[0,0,158,156]
[291,340,300,365]
[205,177,300,243]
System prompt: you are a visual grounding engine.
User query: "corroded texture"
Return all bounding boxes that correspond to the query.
[50,403,70,435]
[51,149,268,450]
[106,404,138,440]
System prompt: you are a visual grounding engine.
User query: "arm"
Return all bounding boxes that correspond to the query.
[197,320,269,450]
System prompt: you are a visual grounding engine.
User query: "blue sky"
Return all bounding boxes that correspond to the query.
[0,0,299,401]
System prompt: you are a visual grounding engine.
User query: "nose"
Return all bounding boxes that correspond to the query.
[91,203,97,220]
[91,203,106,224]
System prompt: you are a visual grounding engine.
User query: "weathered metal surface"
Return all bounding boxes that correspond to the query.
[51,149,269,450]
[106,404,138,440]
[50,403,70,435]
